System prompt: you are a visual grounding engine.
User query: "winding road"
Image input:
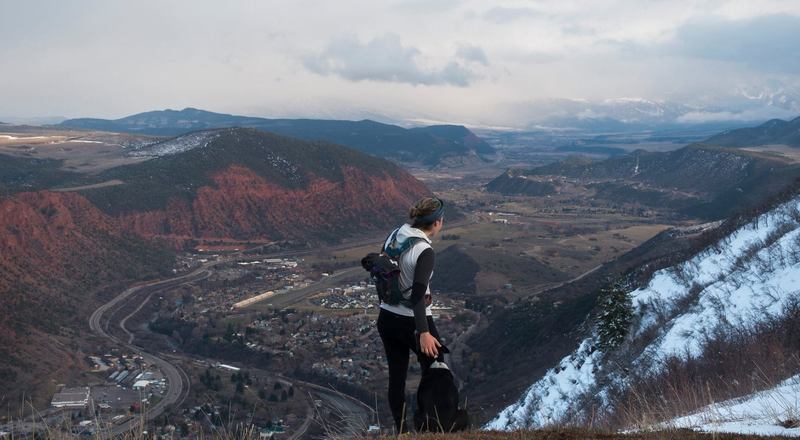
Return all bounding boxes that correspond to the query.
[88,266,212,435]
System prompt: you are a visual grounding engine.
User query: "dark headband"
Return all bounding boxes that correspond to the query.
[415,198,445,223]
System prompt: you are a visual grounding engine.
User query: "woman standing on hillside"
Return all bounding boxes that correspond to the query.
[376,197,445,433]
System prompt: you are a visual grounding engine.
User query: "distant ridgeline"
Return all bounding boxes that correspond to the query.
[704,115,800,148]
[59,107,495,166]
[486,116,800,220]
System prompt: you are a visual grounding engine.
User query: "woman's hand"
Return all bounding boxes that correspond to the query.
[419,331,442,358]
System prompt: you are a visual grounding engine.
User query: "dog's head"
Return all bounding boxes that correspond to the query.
[414,361,470,432]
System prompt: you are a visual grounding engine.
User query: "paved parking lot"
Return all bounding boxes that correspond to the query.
[91,385,143,412]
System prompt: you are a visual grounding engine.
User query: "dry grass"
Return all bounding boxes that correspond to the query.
[10,428,800,440]
[605,300,800,431]
[1,397,262,440]
[366,427,798,439]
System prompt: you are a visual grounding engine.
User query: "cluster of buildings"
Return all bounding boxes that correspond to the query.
[50,352,166,421]
[98,353,165,390]
[311,284,454,315]
[171,252,214,274]
[311,282,373,309]
[311,356,377,382]
[216,310,386,384]
[183,257,313,314]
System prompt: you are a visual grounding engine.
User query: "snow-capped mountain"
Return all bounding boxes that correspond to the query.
[736,85,800,113]
[507,94,799,131]
[487,192,800,433]
[511,98,695,130]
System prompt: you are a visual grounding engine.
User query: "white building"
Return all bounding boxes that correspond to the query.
[51,387,90,409]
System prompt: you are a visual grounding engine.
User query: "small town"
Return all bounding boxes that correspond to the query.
[16,243,477,438]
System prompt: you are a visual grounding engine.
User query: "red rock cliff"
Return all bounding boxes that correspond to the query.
[119,164,430,242]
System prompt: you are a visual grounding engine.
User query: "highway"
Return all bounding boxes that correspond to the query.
[311,387,372,438]
[88,266,212,436]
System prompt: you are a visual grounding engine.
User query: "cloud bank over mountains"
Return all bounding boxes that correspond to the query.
[303,34,481,87]
[1,0,799,128]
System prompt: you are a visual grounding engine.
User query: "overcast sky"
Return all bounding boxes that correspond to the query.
[1,0,799,126]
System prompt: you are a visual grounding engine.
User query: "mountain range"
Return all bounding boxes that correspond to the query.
[507,95,800,132]
[58,108,494,166]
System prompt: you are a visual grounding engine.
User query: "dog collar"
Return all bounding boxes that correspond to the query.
[429,361,450,370]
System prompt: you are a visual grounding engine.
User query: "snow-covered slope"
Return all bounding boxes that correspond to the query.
[487,194,800,430]
[126,130,220,157]
[666,374,800,436]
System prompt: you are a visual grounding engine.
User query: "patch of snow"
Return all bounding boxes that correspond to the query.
[486,339,602,430]
[67,139,104,144]
[665,374,800,437]
[127,131,220,157]
[0,134,52,140]
[630,199,800,367]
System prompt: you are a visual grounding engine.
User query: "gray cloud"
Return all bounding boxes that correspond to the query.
[519,51,562,64]
[482,6,541,24]
[561,24,596,36]
[456,44,489,65]
[670,14,800,73]
[1,1,800,126]
[304,34,476,86]
[392,0,463,13]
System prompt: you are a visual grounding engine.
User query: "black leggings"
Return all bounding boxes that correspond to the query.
[377,308,443,433]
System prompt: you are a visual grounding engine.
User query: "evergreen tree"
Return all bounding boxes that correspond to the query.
[597,282,633,349]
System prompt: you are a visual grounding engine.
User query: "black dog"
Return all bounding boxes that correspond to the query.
[414,359,470,432]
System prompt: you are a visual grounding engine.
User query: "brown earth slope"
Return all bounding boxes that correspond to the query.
[0,191,174,405]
